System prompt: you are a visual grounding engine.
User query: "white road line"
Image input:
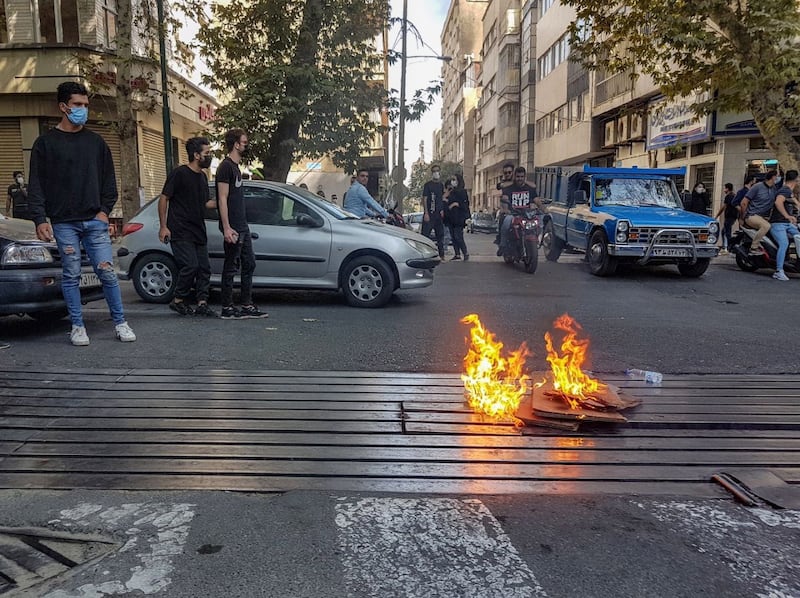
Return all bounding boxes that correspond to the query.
[335,497,548,598]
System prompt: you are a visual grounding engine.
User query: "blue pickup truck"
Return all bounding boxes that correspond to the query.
[536,165,720,277]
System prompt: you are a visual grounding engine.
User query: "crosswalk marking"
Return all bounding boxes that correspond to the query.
[335,497,548,598]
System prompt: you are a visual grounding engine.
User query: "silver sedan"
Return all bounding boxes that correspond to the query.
[116,181,440,308]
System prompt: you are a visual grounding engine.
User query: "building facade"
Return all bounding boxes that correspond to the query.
[0,0,217,220]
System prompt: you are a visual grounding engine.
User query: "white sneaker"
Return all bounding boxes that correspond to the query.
[773,270,790,281]
[115,321,136,342]
[70,326,90,346]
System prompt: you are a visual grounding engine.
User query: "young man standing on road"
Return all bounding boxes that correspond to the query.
[421,164,446,259]
[158,137,217,317]
[6,171,28,219]
[768,169,800,282]
[216,128,268,320]
[27,81,136,346]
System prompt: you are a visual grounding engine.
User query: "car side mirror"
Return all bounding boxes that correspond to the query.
[296,213,321,227]
[572,190,588,205]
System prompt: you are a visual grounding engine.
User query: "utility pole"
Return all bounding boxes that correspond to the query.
[396,0,408,212]
[155,0,173,172]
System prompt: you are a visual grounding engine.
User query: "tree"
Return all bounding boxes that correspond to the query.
[197,0,390,182]
[564,0,800,169]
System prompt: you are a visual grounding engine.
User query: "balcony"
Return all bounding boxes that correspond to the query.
[594,70,633,106]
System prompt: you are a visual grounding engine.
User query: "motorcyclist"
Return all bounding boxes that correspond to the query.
[498,166,547,256]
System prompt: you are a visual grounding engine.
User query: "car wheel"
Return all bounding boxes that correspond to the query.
[524,239,538,274]
[27,308,69,322]
[588,230,617,276]
[342,255,395,308]
[678,258,711,277]
[735,252,759,272]
[542,221,564,262]
[132,253,177,303]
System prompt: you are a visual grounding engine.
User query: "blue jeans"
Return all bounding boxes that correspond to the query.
[769,222,800,272]
[53,219,125,327]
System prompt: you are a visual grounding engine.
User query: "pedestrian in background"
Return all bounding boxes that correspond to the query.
[216,128,268,320]
[689,181,710,215]
[158,136,217,317]
[446,173,470,261]
[6,171,28,219]
[421,164,446,259]
[27,81,136,346]
[714,182,737,252]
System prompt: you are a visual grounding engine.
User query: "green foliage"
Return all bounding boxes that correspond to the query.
[564,0,800,166]
[197,0,390,179]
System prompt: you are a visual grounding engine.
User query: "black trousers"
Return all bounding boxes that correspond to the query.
[221,230,256,307]
[170,239,211,303]
[422,216,445,257]
[450,224,468,257]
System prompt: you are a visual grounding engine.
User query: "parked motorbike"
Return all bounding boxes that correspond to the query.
[730,226,800,274]
[384,208,407,229]
[500,209,540,274]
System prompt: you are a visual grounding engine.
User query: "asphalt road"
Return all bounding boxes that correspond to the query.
[0,233,791,373]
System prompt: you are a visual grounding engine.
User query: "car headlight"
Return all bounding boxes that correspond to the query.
[405,238,438,257]
[1,244,54,265]
[708,222,719,234]
[708,234,717,244]
[615,220,630,243]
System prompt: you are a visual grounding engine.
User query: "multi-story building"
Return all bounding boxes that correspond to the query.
[0,0,217,221]
[441,0,781,219]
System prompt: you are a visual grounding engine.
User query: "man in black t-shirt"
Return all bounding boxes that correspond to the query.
[6,171,29,219]
[158,137,216,317]
[421,164,446,259]
[216,128,268,320]
[498,166,546,255]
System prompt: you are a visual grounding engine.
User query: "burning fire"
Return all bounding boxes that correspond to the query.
[461,314,530,421]
[544,314,606,409]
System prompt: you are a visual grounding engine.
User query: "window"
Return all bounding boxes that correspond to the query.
[100,0,117,47]
[0,0,7,43]
[539,0,555,18]
[37,0,79,43]
[537,33,570,81]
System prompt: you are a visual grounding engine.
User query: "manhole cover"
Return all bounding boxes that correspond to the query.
[0,527,118,595]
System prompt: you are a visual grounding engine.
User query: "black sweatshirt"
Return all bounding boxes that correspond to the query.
[28,127,117,226]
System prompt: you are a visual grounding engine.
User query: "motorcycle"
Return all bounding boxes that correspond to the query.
[730,225,800,274]
[500,209,541,274]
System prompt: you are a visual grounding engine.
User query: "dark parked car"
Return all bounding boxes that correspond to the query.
[0,215,104,321]
[468,212,497,233]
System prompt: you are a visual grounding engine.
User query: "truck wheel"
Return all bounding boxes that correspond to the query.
[542,221,564,262]
[342,255,395,308]
[678,258,711,277]
[524,239,538,274]
[132,253,177,303]
[588,230,617,276]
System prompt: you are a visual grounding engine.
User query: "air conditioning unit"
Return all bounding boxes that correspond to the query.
[603,120,617,148]
[616,115,630,143]
[629,112,644,140]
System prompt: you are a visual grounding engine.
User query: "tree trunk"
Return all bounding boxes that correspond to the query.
[263,0,324,182]
[114,0,142,223]
[749,90,800,172]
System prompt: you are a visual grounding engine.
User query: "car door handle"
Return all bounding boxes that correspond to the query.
[251,232,259,239]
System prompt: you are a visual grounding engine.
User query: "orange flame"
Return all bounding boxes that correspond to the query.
[544,314,606,409]
[461,313,530,421]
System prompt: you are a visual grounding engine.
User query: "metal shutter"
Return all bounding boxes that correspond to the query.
[0,118,24,183]
[84,122,124,218]
[141,128,168,202]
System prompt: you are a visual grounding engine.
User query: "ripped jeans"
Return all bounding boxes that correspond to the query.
[53,219,125,327]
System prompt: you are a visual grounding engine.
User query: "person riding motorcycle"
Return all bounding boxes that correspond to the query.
[497,166,547,256]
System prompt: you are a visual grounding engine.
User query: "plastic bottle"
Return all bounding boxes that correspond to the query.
[625,368,663,385]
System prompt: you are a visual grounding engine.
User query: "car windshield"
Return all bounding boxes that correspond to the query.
[279,184,354,219]
[593,178,682,208]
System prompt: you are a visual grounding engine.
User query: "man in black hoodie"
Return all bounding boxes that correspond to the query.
[28,81,136,346]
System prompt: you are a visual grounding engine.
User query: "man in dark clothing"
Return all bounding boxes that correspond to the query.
[216,128,268,320]
[6,171,29,219]
[498,166,547,255]
[714,182,737,251]
[158,137,217,317]
[493,163,515,245]
[741,170,779,254]
[421,164,446,259]
[27,81,135,346]
[688,182,710,215]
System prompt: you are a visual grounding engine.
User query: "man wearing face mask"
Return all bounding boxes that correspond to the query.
[158,137,218,317]
[6,171,28,219]
[421,164,446,259]
[27,81,136,346]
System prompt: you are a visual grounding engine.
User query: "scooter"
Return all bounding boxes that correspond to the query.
[499,209,540,274]
[730,226,800,274]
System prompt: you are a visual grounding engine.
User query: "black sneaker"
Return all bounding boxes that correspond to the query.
[239,304,269,319]
[463,254,470,261]
[451,255,461,260]
[220,306,244,320]
[194,303,218,318]
[169,300,195,316]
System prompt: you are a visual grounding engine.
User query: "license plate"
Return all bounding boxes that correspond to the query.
[652,248,690,257]
[79,273,101,288]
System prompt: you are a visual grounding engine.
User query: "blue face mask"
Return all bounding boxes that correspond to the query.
[66,106,88,126]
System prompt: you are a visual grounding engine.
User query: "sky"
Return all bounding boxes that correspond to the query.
[389,0,449,174]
